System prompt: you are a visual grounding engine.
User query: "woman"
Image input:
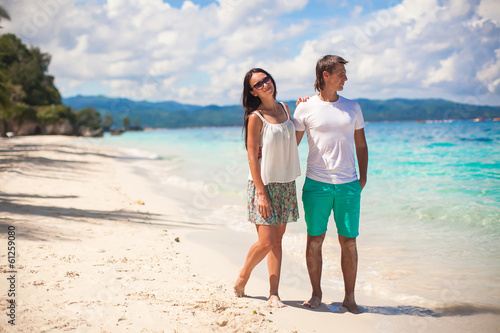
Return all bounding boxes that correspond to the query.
[234,68,301,308]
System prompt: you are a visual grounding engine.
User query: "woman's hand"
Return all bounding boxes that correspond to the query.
[296,96,310,106]
[257,191,271,219]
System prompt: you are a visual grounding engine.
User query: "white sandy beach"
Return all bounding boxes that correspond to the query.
[0,135,499,333]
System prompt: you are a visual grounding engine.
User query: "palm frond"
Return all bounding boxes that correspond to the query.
[0,5,11,22]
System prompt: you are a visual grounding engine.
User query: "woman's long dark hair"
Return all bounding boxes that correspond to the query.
[242,68,277,150]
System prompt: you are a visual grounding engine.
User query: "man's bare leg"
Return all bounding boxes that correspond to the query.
[267,224,287,307]
[303,233,326,309]
[338,234,360,314]
[234,225,277,297]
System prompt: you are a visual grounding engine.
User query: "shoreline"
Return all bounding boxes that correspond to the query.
[4,116,498,140]
[1,135,499,332]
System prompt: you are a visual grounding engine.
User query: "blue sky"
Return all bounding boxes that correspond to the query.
[3,0,500,106]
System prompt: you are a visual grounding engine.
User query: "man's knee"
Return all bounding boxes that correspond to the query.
[339,235,357,250]
[307,234,326,251]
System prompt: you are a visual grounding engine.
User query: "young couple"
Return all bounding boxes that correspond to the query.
[234,55,369,314]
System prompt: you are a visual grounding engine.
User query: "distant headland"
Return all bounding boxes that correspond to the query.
[62,95,500,130]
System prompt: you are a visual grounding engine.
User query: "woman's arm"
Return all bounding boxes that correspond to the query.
[247,113,271,219]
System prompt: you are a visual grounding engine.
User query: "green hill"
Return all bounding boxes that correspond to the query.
[62,95,500,128]
[356,98,500,122]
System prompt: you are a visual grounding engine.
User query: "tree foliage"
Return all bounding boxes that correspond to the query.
[0,33,61,106]
[37,104,75,125]
[0,70,11,111]
[0,31,74,136]
[103,114,113,130]
[0,4,10,28]
[122,117,130,129]
[75,106,102,130]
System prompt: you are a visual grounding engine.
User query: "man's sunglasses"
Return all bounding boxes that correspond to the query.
[252,76,272,90]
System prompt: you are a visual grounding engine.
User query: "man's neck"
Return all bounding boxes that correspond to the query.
[318,89,339,102]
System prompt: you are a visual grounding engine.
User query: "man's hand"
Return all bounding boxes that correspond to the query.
[296,96,310,106]
[359,178,366,190]
[354,128,368,191]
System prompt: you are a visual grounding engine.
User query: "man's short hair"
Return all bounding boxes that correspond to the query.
[314,55,349,92]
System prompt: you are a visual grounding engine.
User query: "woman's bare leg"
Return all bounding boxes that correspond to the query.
[267,224,287,307]
[234,225,277,296]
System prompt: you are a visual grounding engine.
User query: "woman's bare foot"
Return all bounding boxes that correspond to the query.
[234,284,245,297]
[303,295,322,309]
[268,295,286,308]
[234,275,246,297]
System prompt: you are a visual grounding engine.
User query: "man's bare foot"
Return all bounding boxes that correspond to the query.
[268,295,286,308]
[303,295,322,309]
[342,299,361,314]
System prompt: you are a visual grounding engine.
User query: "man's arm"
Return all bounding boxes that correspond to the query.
[354,128,368,190]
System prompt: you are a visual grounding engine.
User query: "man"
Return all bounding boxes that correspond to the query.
[293,55,368,314]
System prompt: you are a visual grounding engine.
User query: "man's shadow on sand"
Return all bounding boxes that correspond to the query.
[247,297,500,317]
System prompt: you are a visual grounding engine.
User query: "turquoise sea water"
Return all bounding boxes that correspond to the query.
[85,120,500,308]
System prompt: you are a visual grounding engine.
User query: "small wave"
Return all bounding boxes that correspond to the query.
[160,175,206,191]
[459,137,494,142]
[461,162,500,170]
[204,204,248,229]
[428,142,456,147]
[117,147,161,160]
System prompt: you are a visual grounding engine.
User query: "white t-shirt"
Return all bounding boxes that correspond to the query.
[293,95,365,184]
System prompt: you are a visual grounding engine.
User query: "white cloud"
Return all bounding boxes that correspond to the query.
[477,48,500,95]
[351,5,364,18]
[423,53,460,86]
[1,0,500,105]
[279,0,500,105]
[477,0,500,23]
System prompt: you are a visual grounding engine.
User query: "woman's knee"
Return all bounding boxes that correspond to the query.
[259,238,276,252]
[257,225,285,250]
[258,232,277,250]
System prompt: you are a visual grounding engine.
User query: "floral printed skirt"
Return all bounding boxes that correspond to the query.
[247,180,299,226]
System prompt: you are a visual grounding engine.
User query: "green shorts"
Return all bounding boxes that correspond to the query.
[302,177,362,238]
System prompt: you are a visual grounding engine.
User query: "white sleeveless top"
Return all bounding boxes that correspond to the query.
[248,102,301,185]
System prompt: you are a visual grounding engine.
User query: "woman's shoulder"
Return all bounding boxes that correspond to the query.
[248,111,265,123]
[249,110,263,117]
[279,101,290,111]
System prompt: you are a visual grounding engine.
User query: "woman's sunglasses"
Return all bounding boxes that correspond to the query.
[252,76,272,90]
